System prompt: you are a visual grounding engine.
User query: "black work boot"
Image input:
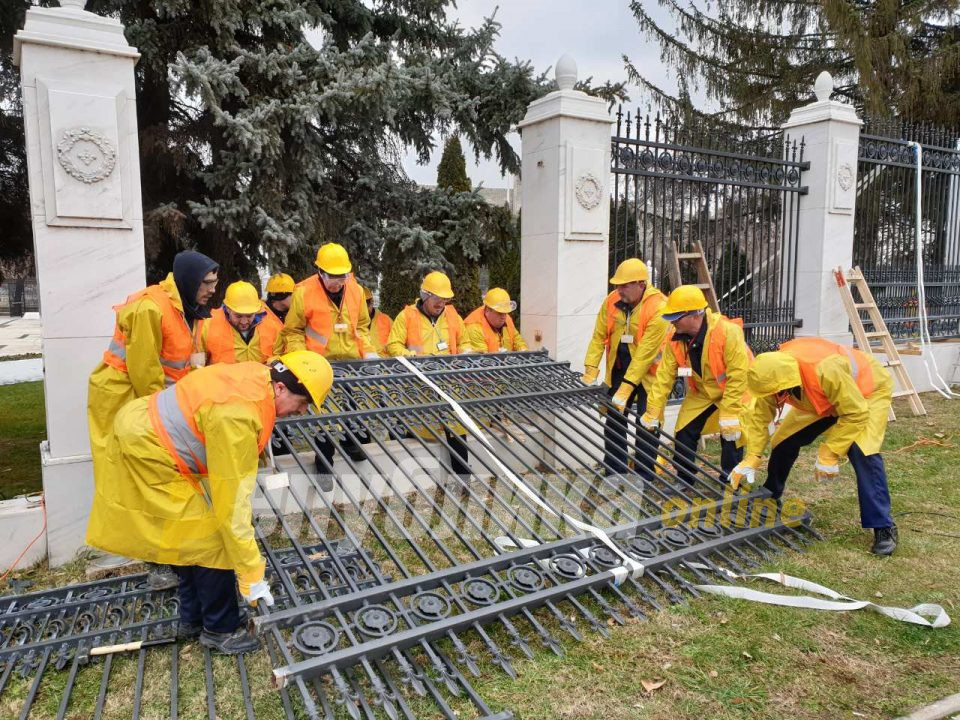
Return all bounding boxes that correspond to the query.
[176,621,202,640]
[146,563,179,591]
[871,525,898,556]
[199,627,261,655]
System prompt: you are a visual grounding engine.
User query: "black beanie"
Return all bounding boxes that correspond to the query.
[173,251,219,324]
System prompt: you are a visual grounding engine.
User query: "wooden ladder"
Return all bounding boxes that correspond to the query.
[669,240,720,311]
[833,266,926,419]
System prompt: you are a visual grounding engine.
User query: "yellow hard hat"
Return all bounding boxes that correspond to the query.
[661,285,708,321]
[277,351,334,408]
[747,351,801,398]
[421,271,455,299]
[223,281,263,315]
[361,285,374,301]
[609,258,649,285]
[314,243,352,274]
[483,287,516,313]
[266,272,295,294]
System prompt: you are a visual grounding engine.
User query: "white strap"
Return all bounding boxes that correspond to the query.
[396,356,644,584]
[686,563,950,628]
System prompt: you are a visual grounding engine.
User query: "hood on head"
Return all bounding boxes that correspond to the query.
[173,250,219,322]
[746,351,802,397]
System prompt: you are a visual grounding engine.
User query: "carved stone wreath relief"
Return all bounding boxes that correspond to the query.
[836,162,854,192]
[575,172,602,210]
[56,127,117,184]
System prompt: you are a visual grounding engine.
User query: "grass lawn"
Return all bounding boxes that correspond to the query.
[0,380,44,499]
[1,393,957,719]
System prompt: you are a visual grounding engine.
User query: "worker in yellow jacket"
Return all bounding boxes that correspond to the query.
[88,250,218,589]
[642,286,752,485]
[464,288,528,352]
[264,272,295,323]
[86,351,333,653]
[386,271,471,356]
[363,285,393,355]
[198,281,283,365]
[281,243,375,360]
[386,271,472,475]
[581,258,668,477]
[732,337,897,555]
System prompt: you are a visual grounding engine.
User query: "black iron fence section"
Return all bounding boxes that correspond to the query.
[610,110,808,353]
[854,118,960,340]
[0,280,39,316]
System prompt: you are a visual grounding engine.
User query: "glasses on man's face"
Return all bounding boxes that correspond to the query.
[320,272,348,282]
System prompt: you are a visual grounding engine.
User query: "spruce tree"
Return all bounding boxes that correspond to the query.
[628,0,960,127]
[436,135,482,312]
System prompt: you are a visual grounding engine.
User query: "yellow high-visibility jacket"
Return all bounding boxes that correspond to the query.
[464,307,528,352]
[371,311,393,355]
[583,286,668,389]
[646,310,752,434]
[282,278,372,360]
[744,351,893,458]
[198,308,283,365]
[87,274,199,487]
[386,304,470,356]
[86,363,275,583]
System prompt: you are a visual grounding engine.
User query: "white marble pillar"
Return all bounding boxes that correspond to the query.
[14,1,146,565]
[782,72,862,344]
[518,55,613,371]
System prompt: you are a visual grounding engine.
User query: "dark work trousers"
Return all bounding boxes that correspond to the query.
[603,383,658,479]
[444,428,471,476]
[314,392,370,468]
[764,416,894,528]
[173,566,240,634]
[674,404,743,486]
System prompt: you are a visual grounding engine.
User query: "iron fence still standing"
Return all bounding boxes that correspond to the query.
[610,109,808,352]
[854,117,960,340]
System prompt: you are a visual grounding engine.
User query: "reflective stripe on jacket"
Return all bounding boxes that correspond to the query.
[201,307,282,364]
[102,282,194,386]
[147,363,277,495]
[780,338,875,415]
[399,304,463,355]
[301,275,366,356]
[463,306,522,352]
[669,314,754,393]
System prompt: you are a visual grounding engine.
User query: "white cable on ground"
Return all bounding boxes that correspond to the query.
[686,562,950,628]
[908,141,959,399]
[395,355,644,584]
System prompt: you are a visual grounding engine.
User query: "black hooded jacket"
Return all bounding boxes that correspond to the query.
[173,251,219,325]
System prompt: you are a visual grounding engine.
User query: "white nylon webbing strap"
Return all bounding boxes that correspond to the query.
[396,356,644,584]
[685,563,950,628]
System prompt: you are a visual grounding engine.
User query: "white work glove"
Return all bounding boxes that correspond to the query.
[241,580,275,608]
[718,417,742,442]
[364,352,381,359]
[640,411,660,431]
[729,455,762,489]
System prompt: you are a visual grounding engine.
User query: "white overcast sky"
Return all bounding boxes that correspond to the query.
[400,0,678,188]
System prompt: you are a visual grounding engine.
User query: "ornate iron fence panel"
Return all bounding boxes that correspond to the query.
[854,118,960,340]
[610,110,808,353]
[0,353,819,720]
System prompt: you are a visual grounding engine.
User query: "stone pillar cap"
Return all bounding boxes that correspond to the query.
[14,4,140,65]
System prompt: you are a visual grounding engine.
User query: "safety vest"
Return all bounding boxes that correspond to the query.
[373,311,392,348]
[603,289,664,375]
[464,306,518,352]
[147,363,276,495]
[203,307,281,364]
[298,275,366,356]
[102,284,194,386]
[402,304,462,354]
[669,314,752,393]
[779,338,875,415]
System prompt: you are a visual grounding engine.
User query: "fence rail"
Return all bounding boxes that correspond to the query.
[610,109,808,353]
[0,280,39,316]
[854,119,960,340]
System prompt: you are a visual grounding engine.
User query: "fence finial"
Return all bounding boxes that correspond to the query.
[556,54,577,91]
[814,71,833,102]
